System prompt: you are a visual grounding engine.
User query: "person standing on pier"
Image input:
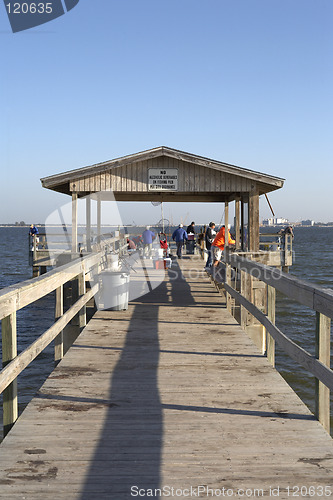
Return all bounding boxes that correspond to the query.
[211,225,235,274]
[185,221,196,254]
[142,226,155,258]
[186,221,196,235]
[205,222,216,268]
[172,224,188,259]
[29,224,39,251]
[29,224,39,237]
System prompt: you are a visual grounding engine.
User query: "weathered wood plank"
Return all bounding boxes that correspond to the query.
[2,312,18,435]
[54,285,64,363]
[100,171,106,191]
[266,285,276,367]
[315,312,331,433]
[105,170,111,191]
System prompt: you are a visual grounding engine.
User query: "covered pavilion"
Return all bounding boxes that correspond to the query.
[40,146,284,253]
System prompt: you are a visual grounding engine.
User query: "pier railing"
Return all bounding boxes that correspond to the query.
[0,233,128,437]
[214,253,333,433]
[259,232,293,268]
[29,231,129,277]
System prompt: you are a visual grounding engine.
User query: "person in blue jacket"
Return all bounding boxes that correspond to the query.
[29,224,39,236]
[142,226,155,258]
[172,224,188,259]
[29,224,39,251]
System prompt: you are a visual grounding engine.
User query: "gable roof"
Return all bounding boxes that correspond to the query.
[40,146,284,197]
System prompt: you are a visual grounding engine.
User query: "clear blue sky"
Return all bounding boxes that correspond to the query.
[1,0,332,225]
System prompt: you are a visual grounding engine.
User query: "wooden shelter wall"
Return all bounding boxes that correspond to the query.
[70,157,252,194]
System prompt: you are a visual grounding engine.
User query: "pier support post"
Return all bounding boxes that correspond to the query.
[248,186,259,251]
[224,201,232,311]
[240,197,246,251]
[235,197,241,249]
[72,193,78,253]
[32,266,40,278]
[97,195,102,244]
[86,196,92,252]
[63,272,86,355]
[315,312,331,434]
[266,285,276,367]
[54,286,64,364]
[225,264,232,313]
[2,312,18,436]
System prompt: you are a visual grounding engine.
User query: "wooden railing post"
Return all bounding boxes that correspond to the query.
[32,234,40,278]
[315,312,331,434]
[240,270,246,329]
[235,197,241,249]
[2,312,18,436]
[54,285,64,364]
[78,272,86,328]
[225,263,231,313]
[266,285,276,367]
[32,234,37,262]
[63,272,87,355]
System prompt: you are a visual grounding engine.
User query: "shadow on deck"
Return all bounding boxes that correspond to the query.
[79,261,196,497]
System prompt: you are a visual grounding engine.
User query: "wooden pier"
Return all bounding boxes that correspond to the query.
[0,256,332,499]
[1,146,332,498]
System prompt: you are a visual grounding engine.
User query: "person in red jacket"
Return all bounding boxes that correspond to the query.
[212,225,235,269]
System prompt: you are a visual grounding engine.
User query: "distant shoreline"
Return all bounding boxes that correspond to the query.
[261,225,333,228]
[1,224,333,229]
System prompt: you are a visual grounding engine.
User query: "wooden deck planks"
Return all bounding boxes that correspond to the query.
[0,255,332,499]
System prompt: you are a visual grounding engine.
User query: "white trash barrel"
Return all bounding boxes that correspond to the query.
[98,271,130,310]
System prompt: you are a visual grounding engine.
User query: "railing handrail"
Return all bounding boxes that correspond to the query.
[218,251,332,433]
[0,251,104,321]
[259,233,282,238]
[0,283,99,396]
[0,233,130,435]
[223,281,333,392]
[229,253,333,319]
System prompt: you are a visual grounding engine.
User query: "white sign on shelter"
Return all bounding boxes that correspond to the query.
[148,168,178,191]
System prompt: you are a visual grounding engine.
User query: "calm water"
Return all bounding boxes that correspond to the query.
[273,227,333,421]
[0,227,55,431]
[0,226,332,433]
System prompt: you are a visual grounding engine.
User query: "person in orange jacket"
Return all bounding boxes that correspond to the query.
[211,225,235,269]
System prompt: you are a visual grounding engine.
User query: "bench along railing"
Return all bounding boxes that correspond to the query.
[219,254,333,434]
[0,233,129,437]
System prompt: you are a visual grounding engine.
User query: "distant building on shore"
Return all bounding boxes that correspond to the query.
[300,219,315,226]
[262,217,289,226]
